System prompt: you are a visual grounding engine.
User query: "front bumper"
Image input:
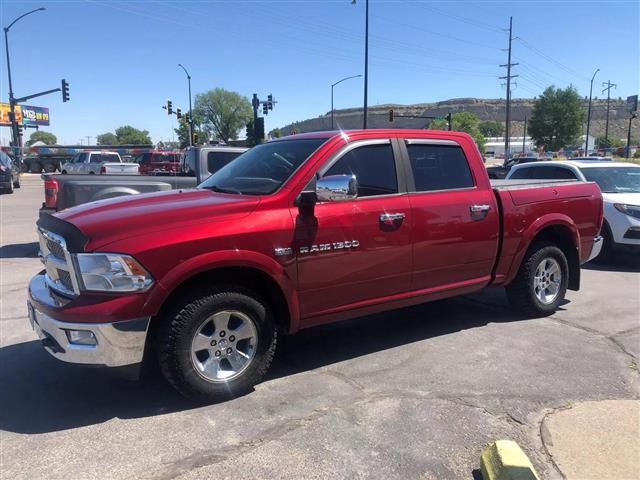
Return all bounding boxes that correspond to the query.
[585,235,603,263]
[28,273,150,367]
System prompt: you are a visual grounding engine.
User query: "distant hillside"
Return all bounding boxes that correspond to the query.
[276,97,638,140]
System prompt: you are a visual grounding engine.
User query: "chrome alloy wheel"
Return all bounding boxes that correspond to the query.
[190,310,258,382]
[534,257,562,305]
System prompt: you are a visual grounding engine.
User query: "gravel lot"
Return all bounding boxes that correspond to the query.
[1,174,638,479]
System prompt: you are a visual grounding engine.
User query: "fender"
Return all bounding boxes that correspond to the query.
[90,186,144,202]
[144,249,301,332]
[504,213,580,285]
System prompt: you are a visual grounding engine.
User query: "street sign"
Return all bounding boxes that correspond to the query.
[0,103,50,126]
[627,95,638,114]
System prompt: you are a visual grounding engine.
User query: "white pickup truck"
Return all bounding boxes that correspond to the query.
[61,151,139,175]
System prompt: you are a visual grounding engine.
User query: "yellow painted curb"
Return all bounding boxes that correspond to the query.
[481,440,541,480]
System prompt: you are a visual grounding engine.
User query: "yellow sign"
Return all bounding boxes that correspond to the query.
[0,103,23,126]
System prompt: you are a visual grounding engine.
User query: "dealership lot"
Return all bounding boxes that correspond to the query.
[1,175,638,479]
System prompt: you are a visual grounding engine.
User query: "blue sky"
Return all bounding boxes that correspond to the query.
[1,0,638,145]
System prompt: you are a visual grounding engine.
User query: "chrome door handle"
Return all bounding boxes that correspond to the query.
[470,204,491,213]
[379,212,406,222]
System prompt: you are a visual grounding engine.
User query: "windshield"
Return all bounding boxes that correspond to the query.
[199,138,327,194]
[582,167,640,193]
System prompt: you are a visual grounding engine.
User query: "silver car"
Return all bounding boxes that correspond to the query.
[62,151,123,174]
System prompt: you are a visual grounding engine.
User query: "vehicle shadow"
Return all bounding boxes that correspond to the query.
[583,252,640,273]
[0,241,39,259]
[0,288,538,435]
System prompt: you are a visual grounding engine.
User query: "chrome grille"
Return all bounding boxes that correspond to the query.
[38,228,79,297]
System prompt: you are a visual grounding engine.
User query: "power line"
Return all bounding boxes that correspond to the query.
[515,37,588,82]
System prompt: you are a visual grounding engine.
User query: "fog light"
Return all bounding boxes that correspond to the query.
[65,329,97,346]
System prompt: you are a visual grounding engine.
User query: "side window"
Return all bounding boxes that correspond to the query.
[407,144,474,191]
[325,143,398,197]
[509,167,534,179]
[207,151,242,174]
[76,153,87,163]
[544,167,577,179]
[102,154,121,163]
[182,149,197,175]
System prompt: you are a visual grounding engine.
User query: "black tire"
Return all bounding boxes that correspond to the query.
[506,241,569,318]
[156,285,277,402]
[29,162,42,173]
[592,222,613,264]
[13,176,20,188]
[6,179,14,194]
[61,170,67,174]
[43,163,57,173]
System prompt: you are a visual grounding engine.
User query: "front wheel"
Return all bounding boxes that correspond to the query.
[156,286,277,402]
[29,162,42,173]
[506,242,569,317]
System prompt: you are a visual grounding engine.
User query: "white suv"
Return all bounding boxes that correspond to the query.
[507,160,640,261]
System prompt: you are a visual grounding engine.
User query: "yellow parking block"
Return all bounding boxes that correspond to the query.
[480,440,540,480]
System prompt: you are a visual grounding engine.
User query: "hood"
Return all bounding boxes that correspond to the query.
[601,192,640,205]
[56,188,260,250]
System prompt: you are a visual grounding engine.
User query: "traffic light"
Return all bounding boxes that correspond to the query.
[388,109,394,122]
[176,108,182,119]
[16,123,23,137]
[262,103,268,115]
[246,122,252,139]
[267,94,273,110]
[166,100,173,115]
[61,79,70,102]
[192,132,199,144]
[255,117,265,140]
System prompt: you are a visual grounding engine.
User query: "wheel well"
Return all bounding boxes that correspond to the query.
[530,225,580,291]
[153,267,291,334]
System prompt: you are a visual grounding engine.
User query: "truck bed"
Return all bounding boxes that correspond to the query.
[490,178,578,190]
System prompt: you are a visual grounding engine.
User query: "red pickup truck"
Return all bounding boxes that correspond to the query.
[29,129,603,401]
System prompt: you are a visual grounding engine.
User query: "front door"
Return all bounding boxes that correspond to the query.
[294,140,413,321]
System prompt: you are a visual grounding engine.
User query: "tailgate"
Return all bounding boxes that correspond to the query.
[103,163,139,175]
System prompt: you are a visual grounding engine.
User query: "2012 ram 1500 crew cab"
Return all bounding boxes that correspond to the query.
[28,129,604,401]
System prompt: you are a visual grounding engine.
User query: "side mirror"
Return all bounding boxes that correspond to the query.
[316,174,358,202]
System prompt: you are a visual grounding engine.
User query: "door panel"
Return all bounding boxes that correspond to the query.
[404,141,500,290]
[294,195,412,318]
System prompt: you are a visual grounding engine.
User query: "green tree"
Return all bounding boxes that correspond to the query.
[97,132,118,145]
[114,125,152,145]
[595,135,624,149]
[194,88,252,143]
[430,112,486,152]
[26,131,57,146]
[528,85,585,151]
[478,120,504,137]
[174,112,208,148]
[270,127,282,138]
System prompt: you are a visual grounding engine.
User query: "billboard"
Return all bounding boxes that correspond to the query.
[0,103,50,127]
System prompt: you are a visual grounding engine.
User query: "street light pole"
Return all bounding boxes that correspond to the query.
[351,0,368,129]
[3,7,46,157]
[178,63,193,146]
[331,74,362,130]
[585,68,600,155]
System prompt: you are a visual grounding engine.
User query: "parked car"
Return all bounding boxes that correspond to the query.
[40,147,247,214]
[29,129,603,402]
[133,150,181,175]
[0,151,21,193]
[61,151,129,174]
[486,156,543,179]
[507,160,639,261]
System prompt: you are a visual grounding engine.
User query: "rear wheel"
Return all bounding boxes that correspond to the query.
[13,176,20,188]
[156,285,277,402]
[506,242,568,317]
[29,162,42,173]
[43,163,57,173]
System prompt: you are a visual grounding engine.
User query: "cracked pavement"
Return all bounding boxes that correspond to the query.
[1,175,638,479]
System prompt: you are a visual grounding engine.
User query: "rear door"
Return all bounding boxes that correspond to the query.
[294,139,413,320]
[402,139,500,290]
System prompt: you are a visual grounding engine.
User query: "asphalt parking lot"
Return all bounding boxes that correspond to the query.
[1,174,638,480]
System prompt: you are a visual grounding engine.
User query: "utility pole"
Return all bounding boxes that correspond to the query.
[178,64,193,146]
[522,115,527,154]
[351,0,369,129]
[585,69,599,155]
[602,80,617,150]
[499,16,518,160]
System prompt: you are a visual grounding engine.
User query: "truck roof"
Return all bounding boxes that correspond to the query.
[275,129,472,141]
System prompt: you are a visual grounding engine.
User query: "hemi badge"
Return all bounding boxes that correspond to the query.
[274,247,293,257]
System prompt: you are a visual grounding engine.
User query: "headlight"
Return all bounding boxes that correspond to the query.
[76,253,153,292]
[614,203,640,220]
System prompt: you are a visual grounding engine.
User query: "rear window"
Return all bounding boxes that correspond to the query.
[407,144,474,191]
[207,151,243,174]
[510,166,577,180]
[93,154,120,163]
[154,153,179,163]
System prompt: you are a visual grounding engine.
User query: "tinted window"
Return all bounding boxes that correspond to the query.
[207,151,243,174]
[134,153,150,164]
[407,144,474,191]
[511,166,577,180]
[200,138,327,195]
[75,153,87,163]
[182,149,197,175]
[100,154,121,163]
[509,167,534,179]
[325,143,398,197]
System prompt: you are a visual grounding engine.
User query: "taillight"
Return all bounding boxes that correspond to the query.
[100,166,106,174]
[44,178,58,208]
